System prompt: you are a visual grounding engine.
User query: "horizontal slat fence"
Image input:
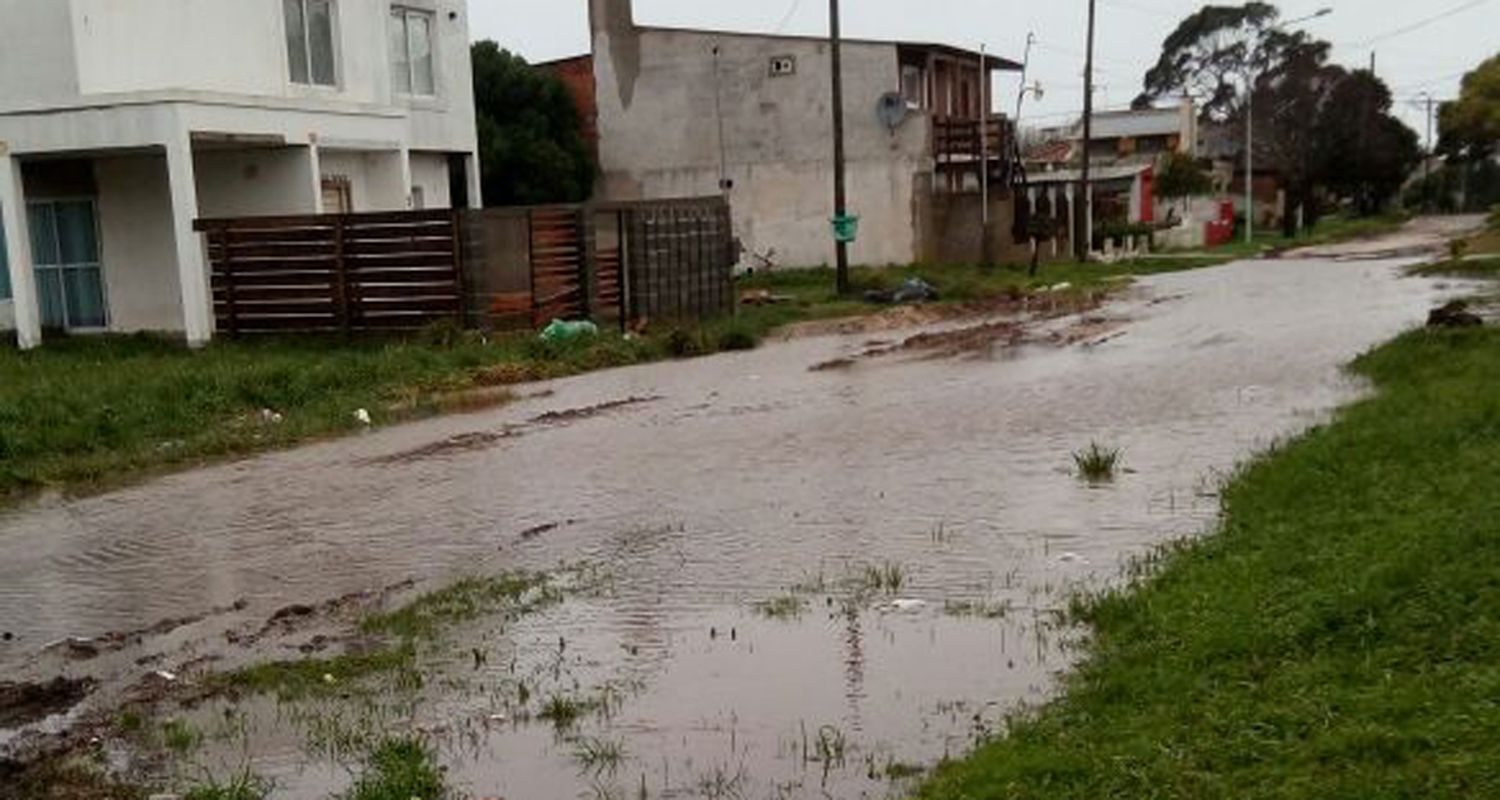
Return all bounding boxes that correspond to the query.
[196,210,464,335]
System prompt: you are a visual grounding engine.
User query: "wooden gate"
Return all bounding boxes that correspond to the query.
[196,210,464,334]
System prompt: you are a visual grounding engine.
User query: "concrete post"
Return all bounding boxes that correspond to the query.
[307,139,325,214]
[0,151,42,349]
[465,152,483,209]
[165,133,213,347]
[398,146,413,209]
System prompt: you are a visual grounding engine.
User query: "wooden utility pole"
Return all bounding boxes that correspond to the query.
[829,0,851,294]
[1077,0,1097,261]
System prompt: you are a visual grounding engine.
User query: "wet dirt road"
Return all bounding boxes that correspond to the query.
[0,249,1473,798]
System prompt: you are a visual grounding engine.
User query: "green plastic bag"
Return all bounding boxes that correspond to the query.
[540,319,600,343]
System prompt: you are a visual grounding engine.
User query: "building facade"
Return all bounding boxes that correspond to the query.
[0,0,482,348]
[582,0,1021,270]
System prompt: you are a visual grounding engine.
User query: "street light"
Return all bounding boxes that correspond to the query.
[1245,7,1332,244]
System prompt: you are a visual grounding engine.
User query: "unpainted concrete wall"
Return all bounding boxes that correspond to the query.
[593,24,932,268]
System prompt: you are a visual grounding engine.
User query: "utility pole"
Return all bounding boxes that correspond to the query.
[1423,92,1435,212]
[980,44,992,267]
[829,0,850,295]
[1077,0,1097,261]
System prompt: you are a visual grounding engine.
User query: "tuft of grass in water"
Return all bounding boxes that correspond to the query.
[360,572,557,641]
[918,327,1500,799]
[539,693,602,730]
[161,718,203,755]
[753,594,808,620]
[942,599,1011,620]
[182,769,274,800]
[857,561,907,595]
[342,737,448,800]
[212,645,419,701]
[1072,442,1122,483]
[572,736,628,776]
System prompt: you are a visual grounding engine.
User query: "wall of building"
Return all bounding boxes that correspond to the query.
[0,0,80,107]
[410,152,452,209]
[195,147,319,218]
[95,154,183,332]
[593,25,933,268]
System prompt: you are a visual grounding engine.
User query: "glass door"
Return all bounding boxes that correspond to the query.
[28,199,106,330]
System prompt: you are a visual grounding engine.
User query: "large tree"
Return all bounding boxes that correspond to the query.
[1438,53,1500,160]
[471,42,595,206]
[1315,71,1420,216]
[1135,2,1309,121]
[1249,39,1339,235]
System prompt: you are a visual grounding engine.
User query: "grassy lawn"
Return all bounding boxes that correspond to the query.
[1189,212,1411,260]
[916,324,1500,799]
[1411,210,1500,278]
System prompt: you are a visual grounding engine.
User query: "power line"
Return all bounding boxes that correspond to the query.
[772,0,804,34]
[1343,0,1496,47]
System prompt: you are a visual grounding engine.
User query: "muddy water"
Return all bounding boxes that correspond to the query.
[0,259,1462,798]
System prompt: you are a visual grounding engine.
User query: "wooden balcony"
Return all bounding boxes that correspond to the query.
[933,115,1017,189]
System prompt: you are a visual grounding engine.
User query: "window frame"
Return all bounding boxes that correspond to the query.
[390,6,438,98]
[285,0,340,89]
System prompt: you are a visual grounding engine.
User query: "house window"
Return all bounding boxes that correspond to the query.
[28,200,106,330]
[901,65,925,109]
[391,8,436,96]
[286,0,338,87]
[0,218,10,301]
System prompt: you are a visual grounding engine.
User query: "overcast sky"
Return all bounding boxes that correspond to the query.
[470,0,1497,139]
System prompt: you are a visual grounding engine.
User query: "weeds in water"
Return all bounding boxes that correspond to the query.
[342,737,447,800]
[361,571,558,641]
[213,645,419,701]
[182,769,274,800]
[856,562,907,595]
[942,599,1011,620]
[573,736,628,776]
[754,594,808,620]
[162,718,203,755]
[813,725,848,767]
[539,694,603,730]
[1072,442,1122,483]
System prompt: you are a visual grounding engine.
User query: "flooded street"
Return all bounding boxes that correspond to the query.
[0,254,1468,798]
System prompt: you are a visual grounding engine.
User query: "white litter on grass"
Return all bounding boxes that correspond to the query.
[154,670,178,682]
[887,599,927,614]
[1057,552,1087,565]
[354,408,373,426]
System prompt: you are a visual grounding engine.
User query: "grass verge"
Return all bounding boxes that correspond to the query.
[916,325,1500,799]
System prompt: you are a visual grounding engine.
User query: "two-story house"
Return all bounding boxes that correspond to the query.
[0,0,482,349]
[573,0,1022,270]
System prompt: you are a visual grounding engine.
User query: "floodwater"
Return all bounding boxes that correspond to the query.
[0,254,1468,798]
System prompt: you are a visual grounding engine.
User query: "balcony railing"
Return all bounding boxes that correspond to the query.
[933,115,1016,187]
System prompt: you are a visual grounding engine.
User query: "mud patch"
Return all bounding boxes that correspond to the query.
[528,395,661,426]
[0,678,96,730]
[369,429,523,465]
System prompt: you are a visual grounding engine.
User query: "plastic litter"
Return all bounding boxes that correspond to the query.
[540,319,600,343]
[892,277,938,304]
[354,408,372,426]
[887,599,928,614]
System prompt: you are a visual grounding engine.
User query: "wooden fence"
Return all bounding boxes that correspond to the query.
[465,196,734,331]
[196,197,733,336]
[196,210,464,334]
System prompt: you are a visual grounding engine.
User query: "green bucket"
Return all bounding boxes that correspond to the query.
[831,214,861,244]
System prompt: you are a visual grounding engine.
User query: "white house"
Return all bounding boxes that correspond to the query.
[0,0,482,349]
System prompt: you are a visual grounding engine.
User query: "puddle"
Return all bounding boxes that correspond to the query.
[0,258,1470,798]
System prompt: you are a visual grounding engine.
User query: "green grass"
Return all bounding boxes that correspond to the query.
[753,593,808,620]
[212,645,420,702]
[183,769,274,800]
[359,572,556,640]
[1071,442,1122,483]
[341,737,448,800]
[916,326,1500,799]
[1188,212,1410,259]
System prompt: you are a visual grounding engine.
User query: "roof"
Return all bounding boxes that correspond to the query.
[1076,106,1186,140]
[1023,163,1152,184]
[635,25,1023,71]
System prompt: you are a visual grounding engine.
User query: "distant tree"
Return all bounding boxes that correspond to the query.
[1155,152,1215,207]
[471,42,595,206]
[1438,53,1500,160]
[1248,40,1340,235]
[1136,2,1312,121]
[1314,71,1420,216]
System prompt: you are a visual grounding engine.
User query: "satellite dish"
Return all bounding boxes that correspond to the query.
[876,92,909,131]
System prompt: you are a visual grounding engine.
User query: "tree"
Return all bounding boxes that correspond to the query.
[471,42,595,206]
[1248,40,1339,235]
[1314,71,1420,216]
[1136,2,1309,121]
[1155,151,1214,206]
[1438,54,1500,160]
